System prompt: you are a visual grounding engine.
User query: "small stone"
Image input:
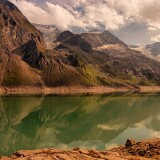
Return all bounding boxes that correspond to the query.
[73,147,80,151]
[138,150,146,156]
[14,152,22,158]
[148,143,154,149]
[125,139,136,147]
[88,150,101,158]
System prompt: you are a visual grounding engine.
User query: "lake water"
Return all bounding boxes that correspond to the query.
[0,94,160,156]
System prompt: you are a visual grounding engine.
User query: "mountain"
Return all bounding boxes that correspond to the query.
[56,31,92,52]
[1,0,160,87]
[130,42,160,62]
[80,31,127,49]
[56,30,74,42]
[33,23,61,48]
[146,42,160,56]
[56,31,160,86]
[0,0,46,86]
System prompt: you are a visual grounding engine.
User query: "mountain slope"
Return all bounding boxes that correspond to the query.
[80,31,127,49]
[130,43,160,62]
[1,0,160,87]
[0,0,45,52]
[0,0,46,86]
[54,31,160,86]
[146,42,160,56]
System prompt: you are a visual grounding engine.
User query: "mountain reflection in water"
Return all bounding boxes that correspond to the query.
[0,94,160,155]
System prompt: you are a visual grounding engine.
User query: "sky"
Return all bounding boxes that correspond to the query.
[9,0,160,45]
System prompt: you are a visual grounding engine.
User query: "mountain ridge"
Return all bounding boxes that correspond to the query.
[0,0,46,86]
[1,0,160,88]
[130,42,160,62]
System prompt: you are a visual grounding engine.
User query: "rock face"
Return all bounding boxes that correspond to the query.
[80,31,127,48]
[146,42,160,56]
[54,30,160,86]
[0,0,44,53]
[1,139,159,160]
[0,0,45,86]
[1,0,160,87]
[57,33,92,52]
[56,30,74,42]
[125,139,136,147]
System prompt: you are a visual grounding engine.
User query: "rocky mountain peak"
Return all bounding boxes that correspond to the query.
[80,30,127,48]
[0,0,46,86]
[56,31,92,52]
[0,0,45,54]
[146,42,160,56]
[63,34,92,52]
[0,0,15,8]
[56,30,74,42]
[102,30,127,46]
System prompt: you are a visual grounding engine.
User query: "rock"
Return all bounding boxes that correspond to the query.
[62,34,92,52]
[138,150,146,156]
[1,139,160,160]
[88,150,101,158]
[56,31,74,42]
[148,143,154,149]
[125,139,136,147]
[73,147,80,151]
[0,0,45,86]
[80,31,127,48]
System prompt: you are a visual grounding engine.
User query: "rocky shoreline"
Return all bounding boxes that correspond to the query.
[1,139,160,160]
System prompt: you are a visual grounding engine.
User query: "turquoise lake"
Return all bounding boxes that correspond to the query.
[0,94,160,155]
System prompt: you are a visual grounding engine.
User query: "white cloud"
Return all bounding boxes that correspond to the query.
[97,124,122,131]
[9,0,160,39]
[10,0,79,30]
[107,0,160,30]
[45,2,77,30]
[9,0,126,31]
[83,3,124,30]
[151,35,160,42]
[148,27,157,31]
[11,0,49,23]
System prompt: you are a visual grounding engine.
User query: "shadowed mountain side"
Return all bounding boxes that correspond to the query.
[56,31,74,43]
[0,54,43,86]
[0,0,45,53]
[0,0,46,86]
[13,40,46,70]
[0,95,160,155]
